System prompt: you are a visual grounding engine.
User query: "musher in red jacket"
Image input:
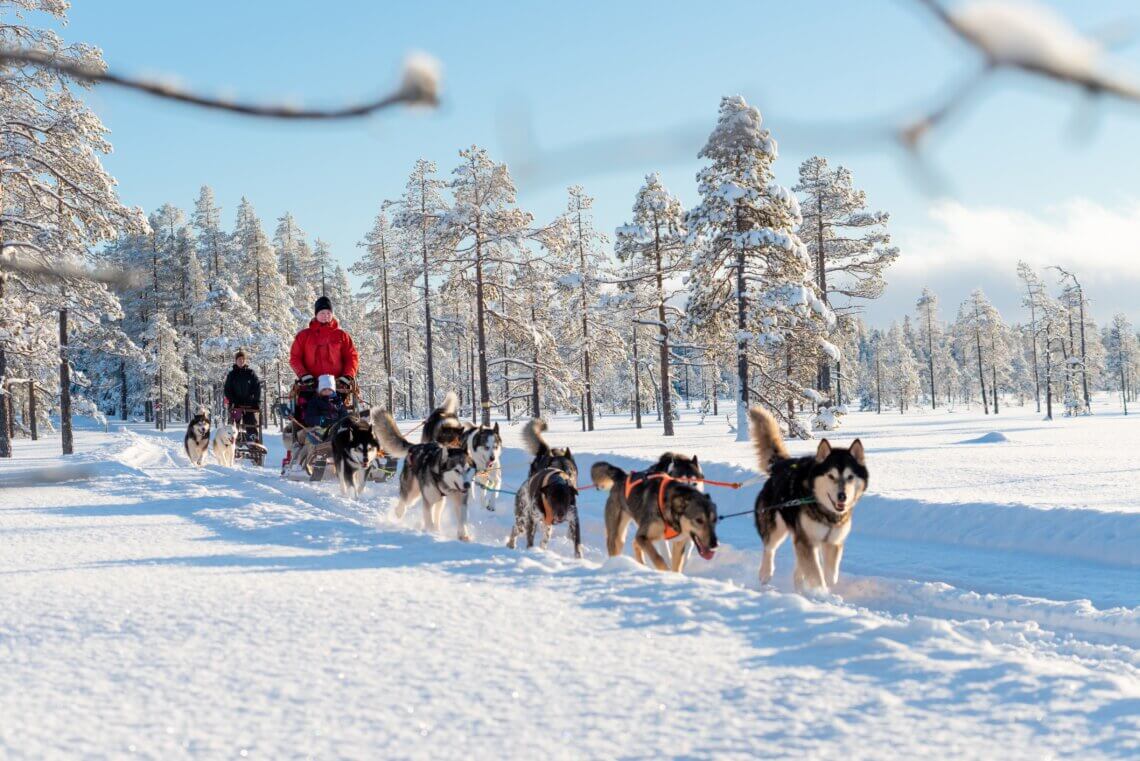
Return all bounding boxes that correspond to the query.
[289,295,360,389]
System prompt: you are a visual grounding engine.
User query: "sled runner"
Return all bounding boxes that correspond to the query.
[229,405,267,467]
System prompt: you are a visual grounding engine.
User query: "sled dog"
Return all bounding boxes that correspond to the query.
[520,418,578,483]
[463,422,503,512]
[591,452,718,572]
[749,406,867,592]
[212,421,237,467]
[373,409,474,540]
[183,407,211,467]
[507,466,581,558]
[330,413,382,498]
[421,390,465,446]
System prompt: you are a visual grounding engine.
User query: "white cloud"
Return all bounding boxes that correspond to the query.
[865,198,1140,327]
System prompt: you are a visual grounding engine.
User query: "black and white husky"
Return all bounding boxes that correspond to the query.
[372,409,475,540]
[520,418,578,483]
[421,390,465,446]
[330,413,381,498]
[463,422,502,511]
[749,406,868,592]
[183,407,211,467]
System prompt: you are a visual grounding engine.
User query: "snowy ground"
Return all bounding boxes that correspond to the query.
[2,398,1138,759]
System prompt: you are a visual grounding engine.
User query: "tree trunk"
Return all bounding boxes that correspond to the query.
[531,304,540,419]
[815,190,831,395]
[633,326,642,429]
[381,250,394,412]
[1077,287,1090,413]
[654,219,674,436]
[27,382,36,442]
[925,309,937,409]
[1027,297,1041,413]
[577,209,594,432]
[875,355,882,414]
[60,307,73,455]
[974,302,989,414]
[734,206,749,441]
[0,278,10,458]
[474,232,491,427]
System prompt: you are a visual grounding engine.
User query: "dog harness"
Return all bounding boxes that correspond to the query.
[535,468,575,526]
[624,472,683,540]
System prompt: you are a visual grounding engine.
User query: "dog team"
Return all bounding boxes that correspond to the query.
[186,388,868,591]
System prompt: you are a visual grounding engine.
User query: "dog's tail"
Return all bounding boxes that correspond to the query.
[521,418,550,457]
[371,409,412,458]
[590,461,627,491]
[748,405,789,474]
[441,390,458,415]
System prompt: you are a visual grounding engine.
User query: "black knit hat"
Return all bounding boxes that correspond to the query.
[314,296,332,315]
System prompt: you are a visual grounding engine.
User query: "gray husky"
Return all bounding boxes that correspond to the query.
[591,452,718,573]
[749,406,868,592]
[183,407,211,467]
[372,409,474,540]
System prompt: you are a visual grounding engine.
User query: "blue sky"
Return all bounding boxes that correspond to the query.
[59,0,1140,327]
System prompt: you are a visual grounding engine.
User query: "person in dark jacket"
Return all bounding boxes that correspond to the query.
[224,350,262,439]
[301,374,347,430]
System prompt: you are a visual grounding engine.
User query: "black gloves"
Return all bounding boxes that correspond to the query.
[299,374,315,387]
[337,375,354,388]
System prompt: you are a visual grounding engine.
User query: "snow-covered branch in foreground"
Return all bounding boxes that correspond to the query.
[0,47,441,118]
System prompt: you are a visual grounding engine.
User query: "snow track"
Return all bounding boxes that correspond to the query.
[3,410,1139,758]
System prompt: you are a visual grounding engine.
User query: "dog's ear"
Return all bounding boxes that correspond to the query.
[815,439,832,463]
[849,439,865,465]
[691,455,699,466]
[564,447,572,458]
[437,447,448,468]
[493,422,500,435]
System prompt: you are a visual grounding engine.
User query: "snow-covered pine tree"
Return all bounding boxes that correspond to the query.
[142,312,186,430]
[915,288,943,408]
[1103,314,1136,414]
[392,158,449,408]
[883,322,921,413]
[353,208,400,410]
[685,96,833,440]
[0,0,146,453]
[1051,266,1094,414]
[794,156,897,396]
[615,172,688,435]
[954,289,1007,415]
[191,186,227,283]
[309,238,333,297]
[439,146,540,425]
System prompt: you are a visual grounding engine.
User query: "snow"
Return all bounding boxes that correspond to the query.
[958,431,1012,444]
[2,401,1139,757]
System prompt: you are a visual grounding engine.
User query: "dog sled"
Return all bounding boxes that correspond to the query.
[278,377,397,484]
[229,405,268,467]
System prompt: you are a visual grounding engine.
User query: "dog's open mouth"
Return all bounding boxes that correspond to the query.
[829,496,847,513]
[691,533,716,560]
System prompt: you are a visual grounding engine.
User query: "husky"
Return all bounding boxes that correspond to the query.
[591,452,718,572]
[506,466,581,558]
[421,390,465,446]
[520,418,578,483]
[373,409,474,540]
[212,421,237,467]
[462,422,503,512]
[183,407,211,467]
[749,406,868,592]
[330,413,382,498]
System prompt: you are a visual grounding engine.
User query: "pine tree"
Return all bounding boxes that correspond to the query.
[915,288,942,408]
[192,186,227,282]
[685,96,833,440]
[1104,314,1136,414]
[795,156,897,394]
[392,158,449,408]
[615,173,688,435]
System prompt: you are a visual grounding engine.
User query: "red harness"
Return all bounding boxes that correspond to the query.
[624,472,682,540]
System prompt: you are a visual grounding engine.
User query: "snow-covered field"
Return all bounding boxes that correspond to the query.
[2,399,1139,759]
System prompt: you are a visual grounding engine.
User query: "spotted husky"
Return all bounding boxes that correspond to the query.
[372,409,474,540]
[183,407,211,467]
[749,406,868,592]
[506,466,581,558]
[591,452,718,572]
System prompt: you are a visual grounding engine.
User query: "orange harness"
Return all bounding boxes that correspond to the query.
[537,469,576,526]
[624,472,682,540]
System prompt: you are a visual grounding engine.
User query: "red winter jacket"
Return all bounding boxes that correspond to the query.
[289,317,360,379]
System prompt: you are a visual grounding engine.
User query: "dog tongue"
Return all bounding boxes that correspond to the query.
[698,546,716,561]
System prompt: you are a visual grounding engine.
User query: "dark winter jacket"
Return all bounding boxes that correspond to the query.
[289,317,360,380]
[302,392,347,429]
[224,365,261,408]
